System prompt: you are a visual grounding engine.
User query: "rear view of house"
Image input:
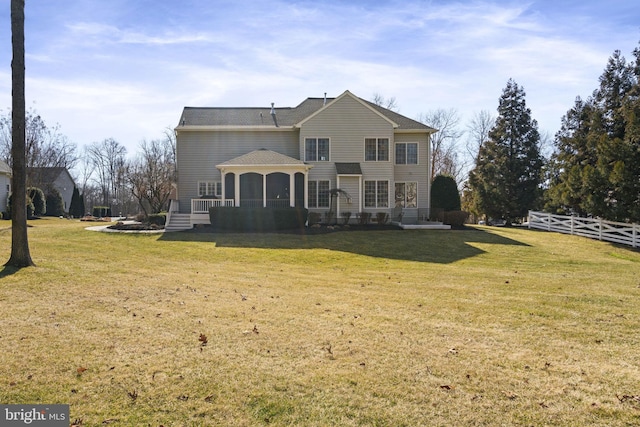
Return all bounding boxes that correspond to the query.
[167,90,437,231]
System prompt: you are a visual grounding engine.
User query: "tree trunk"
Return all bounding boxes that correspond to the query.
[6,0,35,268]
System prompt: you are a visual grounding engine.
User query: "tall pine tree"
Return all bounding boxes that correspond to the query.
[546,44,640,222]
[468,79,543,223]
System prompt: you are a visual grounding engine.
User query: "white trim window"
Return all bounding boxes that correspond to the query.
[308,180,330,208]
[364,180,389,208]
[395,182,417,208]
[364,138,389,161]
[395,142,418,165]
[305,138,330,162]
[198,181,222,197]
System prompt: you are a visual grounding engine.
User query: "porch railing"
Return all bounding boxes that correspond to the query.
[192,198,235,214]
[192,198,295,213]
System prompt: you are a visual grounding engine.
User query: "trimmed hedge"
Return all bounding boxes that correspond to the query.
[148,213,167,226]
[443,210,470,227]
[93,206,112,217]
[209,207,308,232]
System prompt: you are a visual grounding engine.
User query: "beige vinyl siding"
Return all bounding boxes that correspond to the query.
[393,132,431,210]
[176,129,298,212]
[336,176,360,220]
[300,94,395,211]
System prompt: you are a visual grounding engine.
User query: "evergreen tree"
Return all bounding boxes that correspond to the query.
[69,186,84,218]
[546,44,640,222]
[468,79,543,223]
[27,187,46,216]
[431,175,461,211]
[545,97,598,216]
[45,189,65,217]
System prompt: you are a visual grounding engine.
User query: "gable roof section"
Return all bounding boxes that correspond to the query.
[28,167,76,187]
[217,149,307,167]
[294,90,398,128]
[178,90,436,132]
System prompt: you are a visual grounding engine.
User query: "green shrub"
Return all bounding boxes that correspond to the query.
[341,211,352,225]
[7,192,35,219]
[376,212,389,225]
[431,175,461,211]
[210,207,308,232]
[147,213,166,226]
[27,187,46,216]
[308,212,322,225]
[93,206,112,217]
[443,210,469,226]
[357,212,371,225]
[45,189,65,217]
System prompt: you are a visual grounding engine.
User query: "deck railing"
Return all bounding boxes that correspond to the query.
[191,198,296,213]
[528,210,639,248]
[191,199,235,214]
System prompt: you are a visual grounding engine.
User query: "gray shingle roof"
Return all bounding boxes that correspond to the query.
[335,163,363,175]
[179,93,436,131]
[217,149,306,166]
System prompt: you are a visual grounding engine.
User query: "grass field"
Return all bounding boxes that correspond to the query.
[1,219,639,426]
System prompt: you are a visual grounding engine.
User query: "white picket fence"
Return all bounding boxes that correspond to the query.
[528,211,639,248]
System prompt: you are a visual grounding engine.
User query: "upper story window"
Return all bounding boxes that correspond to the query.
[364,138,389,161]
[305,138,330,162]
[395,142,418,165]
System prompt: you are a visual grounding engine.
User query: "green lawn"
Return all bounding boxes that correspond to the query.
[1,219,639,426]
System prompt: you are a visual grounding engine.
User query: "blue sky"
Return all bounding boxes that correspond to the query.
[0,0,638,156]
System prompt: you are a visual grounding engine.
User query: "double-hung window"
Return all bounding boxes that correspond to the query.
[308,180,330,208]
[364,138,389,161]
[364,180,389,208]
[305,138,330,161]
[198,181,221,197]
[395,142,418,164]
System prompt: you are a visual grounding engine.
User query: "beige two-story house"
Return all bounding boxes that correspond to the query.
[167,90,437,231]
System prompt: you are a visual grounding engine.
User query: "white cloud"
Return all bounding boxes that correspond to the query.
[1,0,638,159]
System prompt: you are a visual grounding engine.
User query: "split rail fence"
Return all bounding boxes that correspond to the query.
[528,210,639,248]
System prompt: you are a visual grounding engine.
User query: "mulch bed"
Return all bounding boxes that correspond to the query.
[107,222,164,231]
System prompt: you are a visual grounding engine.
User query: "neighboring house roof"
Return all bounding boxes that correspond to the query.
[178,90,437,132]
[28,167,76,189]
[0,160,10,175]
[217,149,307,167]
[335,163,363,175]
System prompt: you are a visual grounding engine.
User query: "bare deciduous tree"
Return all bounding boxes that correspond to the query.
[416,109,464,184]
[466,110,495,161]
[128,134,176,216]
[372,93,399,111]
[85,138,127,209]
[0,109,78,177]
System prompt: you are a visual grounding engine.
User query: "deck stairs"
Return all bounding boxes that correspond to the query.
[165,213,192,232]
